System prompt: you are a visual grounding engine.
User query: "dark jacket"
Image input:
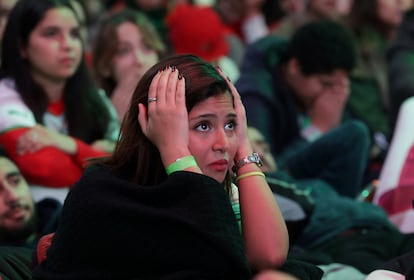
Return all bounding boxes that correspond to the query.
[32,166,251,280]
[235,35,300,155]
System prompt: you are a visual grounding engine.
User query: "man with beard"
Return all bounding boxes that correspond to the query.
[0,147,61,280]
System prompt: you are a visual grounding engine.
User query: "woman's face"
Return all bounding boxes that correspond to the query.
[22,7,82,85]
[111,22,159,86]
[376,0,404,27]
[188,93,238,183]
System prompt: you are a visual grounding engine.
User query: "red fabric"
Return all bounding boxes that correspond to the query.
[166,4,229,62]
[0,128,107,187]
[37,233,55,264]
[378,143,414,215]
[47,98,64,116]
[378,185,414,215]
[398,143,414,186]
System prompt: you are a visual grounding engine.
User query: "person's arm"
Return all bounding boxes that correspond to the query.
[0,84,109,186]
[220,68,289,272]
[138,66,202,174]
[0,127,107,187]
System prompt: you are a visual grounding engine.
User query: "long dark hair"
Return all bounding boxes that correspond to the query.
[100,54,233,189]
[0,0,112,143]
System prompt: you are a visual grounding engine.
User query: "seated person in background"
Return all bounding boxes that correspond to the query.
[108,0,171,53]
[31,54,324,280]
[0,0,120,203]
[236,20,370,197]
[248,125,414,276]
[0,147,61,249]
[0,147,61,280]
[344,0,405,168]
[92,9,166,122]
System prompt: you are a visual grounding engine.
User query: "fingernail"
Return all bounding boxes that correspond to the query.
[171,66,176,72]
[178,74,183,80]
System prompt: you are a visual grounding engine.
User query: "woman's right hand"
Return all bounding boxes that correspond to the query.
[138,67,191,166]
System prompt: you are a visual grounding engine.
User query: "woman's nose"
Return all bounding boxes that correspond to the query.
[212,129,229,152]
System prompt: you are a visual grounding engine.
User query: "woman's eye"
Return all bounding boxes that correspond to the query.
[43,28,58,37]
[195,123,210,132]
[70,28,81,39]
[225,121,236,131]
[141,41,154,52]
[116,44,131,56]
[8,175,21,187]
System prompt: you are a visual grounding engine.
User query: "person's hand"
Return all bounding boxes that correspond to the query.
[308,76,349,132]
[138,66,190,165]
[16,125,77,155]
[217,67,253,160]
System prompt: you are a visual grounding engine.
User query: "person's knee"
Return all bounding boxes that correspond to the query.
[341,120,371,150]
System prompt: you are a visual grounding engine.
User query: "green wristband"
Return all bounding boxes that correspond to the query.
[166,155,198,175]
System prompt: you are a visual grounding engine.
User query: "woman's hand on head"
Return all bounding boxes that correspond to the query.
[16,125,77,155]
[138,66,191,164]
[217,67,253,158]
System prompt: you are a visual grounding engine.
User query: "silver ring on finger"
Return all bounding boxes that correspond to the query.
[148,97,157,103]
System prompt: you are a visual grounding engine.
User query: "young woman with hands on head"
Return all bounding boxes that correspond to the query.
[32,54,292,280]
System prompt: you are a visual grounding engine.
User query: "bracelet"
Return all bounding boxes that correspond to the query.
[235,171,265,183]
[166,155,198,175]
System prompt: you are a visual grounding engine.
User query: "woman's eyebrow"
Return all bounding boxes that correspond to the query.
[6,171,21,180]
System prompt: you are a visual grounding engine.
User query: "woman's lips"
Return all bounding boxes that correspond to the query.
[208,159,229,172]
